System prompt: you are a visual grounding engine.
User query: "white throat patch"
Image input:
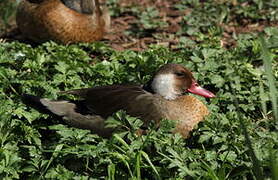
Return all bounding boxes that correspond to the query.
[151,74,179,100]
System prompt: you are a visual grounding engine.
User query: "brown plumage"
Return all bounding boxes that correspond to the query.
[16,0,110,44]
[23,64,215,138]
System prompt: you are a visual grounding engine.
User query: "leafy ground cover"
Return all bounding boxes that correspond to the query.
[1,0,278,50]
[0,0,278,179]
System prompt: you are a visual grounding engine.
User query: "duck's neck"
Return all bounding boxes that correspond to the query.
[144,74,180,100]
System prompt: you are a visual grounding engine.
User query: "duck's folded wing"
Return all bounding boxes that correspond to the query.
[61,85,165,122]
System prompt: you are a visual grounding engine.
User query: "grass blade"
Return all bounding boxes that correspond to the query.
[200,160,220,180]
[141,151,160,179]
[259,36,278,121]
[108,163,116,180]
[136,152,141,180]
[259,80,267,115]
[230,89,264,180]
[109,152,133,177]
[113,134,130,150]
[270,150,278,180]
[40,144,64,178]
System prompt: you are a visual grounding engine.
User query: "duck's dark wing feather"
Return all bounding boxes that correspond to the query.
[61,85,164,122]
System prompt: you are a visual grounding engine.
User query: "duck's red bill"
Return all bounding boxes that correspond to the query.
[187,81,215,98]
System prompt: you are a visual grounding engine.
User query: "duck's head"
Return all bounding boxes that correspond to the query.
[145,64,215,100]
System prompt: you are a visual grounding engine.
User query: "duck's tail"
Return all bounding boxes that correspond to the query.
[22,94,113,137]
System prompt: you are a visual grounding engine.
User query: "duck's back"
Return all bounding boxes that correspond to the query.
[63,85,165,124]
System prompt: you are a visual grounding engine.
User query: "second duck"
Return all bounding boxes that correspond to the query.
[16,0,110,44]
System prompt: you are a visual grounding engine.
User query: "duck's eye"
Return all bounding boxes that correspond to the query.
[175,72,185,77]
